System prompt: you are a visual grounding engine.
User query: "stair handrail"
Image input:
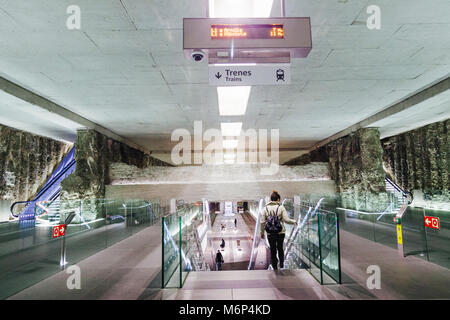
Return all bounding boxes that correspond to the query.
[248,198,265,270]
[376,202,395,221]
[193,226,209,271]
[285,197,324,261]
[385,176,413,204]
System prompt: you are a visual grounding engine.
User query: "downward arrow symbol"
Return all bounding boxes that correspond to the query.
[215,72,222,79]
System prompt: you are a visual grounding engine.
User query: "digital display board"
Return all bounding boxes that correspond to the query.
[211,24,284,40]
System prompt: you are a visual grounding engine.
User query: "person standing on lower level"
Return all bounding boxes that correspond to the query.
[215,250,224,270]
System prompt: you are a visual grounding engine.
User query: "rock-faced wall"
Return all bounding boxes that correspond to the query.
[60,129,170,201]
[0,124,71,202]
[327,128,388,211]
[381,119,449,206]
[285,128,388,211]
[284,147,328,165]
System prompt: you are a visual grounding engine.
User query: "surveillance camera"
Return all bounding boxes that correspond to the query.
[191,51,205,62]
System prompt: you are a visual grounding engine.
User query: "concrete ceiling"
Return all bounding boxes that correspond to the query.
[0,0,449,164]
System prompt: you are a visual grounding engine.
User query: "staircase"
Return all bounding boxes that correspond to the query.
[190,226,210,271]
[45,201,61,223]
[384,176,411,214]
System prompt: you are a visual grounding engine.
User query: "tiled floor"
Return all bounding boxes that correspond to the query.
[8,218,450,300]
[208,213,260,270]
[168,269,376,300]
[9,224,163,300]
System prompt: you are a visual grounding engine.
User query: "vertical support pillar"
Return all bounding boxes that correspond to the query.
[395,203,408,257]
[161,216,165,288]
[60,234,67,270]
[170,198,176,214]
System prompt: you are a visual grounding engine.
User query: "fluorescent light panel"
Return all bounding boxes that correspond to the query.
[214,63,257,67]
[223,139,238,149]
[224,153,236,160]
[209,0,274,18]
[221,122,242,137]
[217,86,251,116]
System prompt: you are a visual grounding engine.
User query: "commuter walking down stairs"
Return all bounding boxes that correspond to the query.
[261,190,297,270]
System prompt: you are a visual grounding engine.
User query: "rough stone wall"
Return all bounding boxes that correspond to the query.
[285,128,388,211]
[327,128,388,211]
[381,119,449,205]
[284,147,328,165]
[0,124,71,201]
[60,129,170,201]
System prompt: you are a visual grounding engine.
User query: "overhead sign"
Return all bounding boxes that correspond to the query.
[211,24,284,40]
[209,64,291,86]
[53,224,66,238]
[184,17,312,60]
[424,216,440,230]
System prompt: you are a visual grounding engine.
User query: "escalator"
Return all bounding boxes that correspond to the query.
[246,197,332,272]
[10,147,76,222]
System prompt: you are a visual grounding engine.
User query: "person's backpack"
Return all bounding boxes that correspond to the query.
[264,205,282,235]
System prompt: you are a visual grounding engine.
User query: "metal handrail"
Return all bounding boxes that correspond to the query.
[284,198,324,260]
[248,198,265,270]
[385,176,413,204]
[10,201,33,218]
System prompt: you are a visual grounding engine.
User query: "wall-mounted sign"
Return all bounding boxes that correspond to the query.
[209,64,291,86]
[424,216,440,230]
[53,224,66,238]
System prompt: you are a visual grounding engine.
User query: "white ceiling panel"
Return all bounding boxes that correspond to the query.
[0,0,448,159]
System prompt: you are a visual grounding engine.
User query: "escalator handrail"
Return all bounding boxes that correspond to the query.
[10,148,75,218]
[10,189,62,218]
[248,198,265,270]
[33,156,75,201]
[10,201,34,218]
[284,197,324,262]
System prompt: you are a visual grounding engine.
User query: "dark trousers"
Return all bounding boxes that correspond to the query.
[268,233,285,270]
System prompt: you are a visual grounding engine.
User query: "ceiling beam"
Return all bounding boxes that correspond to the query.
[0,76,152,155]
[310,75,450,151]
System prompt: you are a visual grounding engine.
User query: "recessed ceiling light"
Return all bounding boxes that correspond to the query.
[218,86,251,116]
[209,0,274,18]
[221,122,242,137]
[223,139,238,149]
[214,63,256,67]
[224,153,236,160]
